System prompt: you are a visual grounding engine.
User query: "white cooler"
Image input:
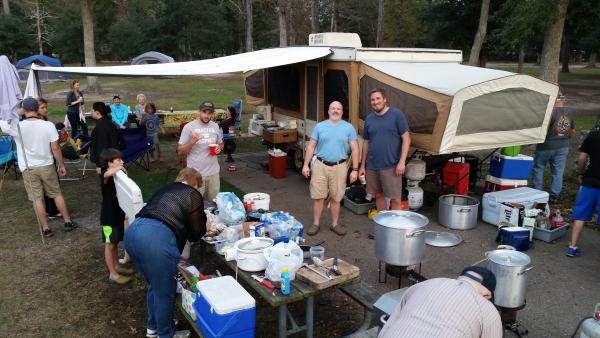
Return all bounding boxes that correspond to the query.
[482,187,549,225]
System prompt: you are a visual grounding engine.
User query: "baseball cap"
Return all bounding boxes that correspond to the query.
[460,266,496,296]
[199,101,215,112]
[22,97,39,112]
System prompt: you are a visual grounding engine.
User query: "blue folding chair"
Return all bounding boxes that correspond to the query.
[119,128,153,171]
[0,135,19,188]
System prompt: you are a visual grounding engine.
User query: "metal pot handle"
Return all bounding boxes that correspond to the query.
[237,255,247,261]
[517,266,534,275]
[472,258,488,266]
[380,314,389,325]
[458,208,472,213]
[406,229,426,238]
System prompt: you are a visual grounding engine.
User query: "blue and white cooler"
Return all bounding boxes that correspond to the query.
[194,276,256,338]
[489,154,534,180]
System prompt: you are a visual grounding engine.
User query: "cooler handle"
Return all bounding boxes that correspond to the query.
[487,195,497,208]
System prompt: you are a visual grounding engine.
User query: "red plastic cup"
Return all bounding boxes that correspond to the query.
[209,144,218,156]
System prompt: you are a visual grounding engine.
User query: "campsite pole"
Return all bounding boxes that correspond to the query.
[16,123,45,245]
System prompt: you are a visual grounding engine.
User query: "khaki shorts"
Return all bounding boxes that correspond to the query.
[200,173,220,202]
[366,167,403,199]
[22,164,62,202]
[310,160,347,202]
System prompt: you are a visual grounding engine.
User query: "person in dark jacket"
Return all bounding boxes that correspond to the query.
[65,80,88,139]
[90,102,120,174]
[125,168,206,338]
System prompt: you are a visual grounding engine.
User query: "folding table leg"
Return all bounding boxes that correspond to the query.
[279,304,287,338]
[305,296,314,338]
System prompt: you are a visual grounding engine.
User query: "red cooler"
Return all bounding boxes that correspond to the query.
[269,154,287,179]
[484,175,528,192]
[443,161,470,195]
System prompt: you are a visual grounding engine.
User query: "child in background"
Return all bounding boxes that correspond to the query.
[141,102,165,162]
[99,148,134,284]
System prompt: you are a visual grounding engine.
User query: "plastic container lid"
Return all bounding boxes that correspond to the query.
[373,211,429,230]
[197,276,255,315]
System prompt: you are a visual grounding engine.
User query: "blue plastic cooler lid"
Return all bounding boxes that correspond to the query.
[197,276,256,315]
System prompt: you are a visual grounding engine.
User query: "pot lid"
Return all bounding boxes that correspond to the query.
[237,237,273,251]
[373,211,429,230]
[425,231,462,247]
[486,249,531,267]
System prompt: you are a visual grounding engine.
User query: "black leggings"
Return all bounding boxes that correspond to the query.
[67,112,88,139]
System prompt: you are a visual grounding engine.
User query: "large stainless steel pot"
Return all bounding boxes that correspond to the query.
[485,245,533,308]
[438,194,479,230]
[373,211,429,266]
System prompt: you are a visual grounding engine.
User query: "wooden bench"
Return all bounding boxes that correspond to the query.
[340,282,382,335]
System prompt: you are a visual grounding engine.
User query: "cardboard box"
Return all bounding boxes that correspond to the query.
[263,129,298,144]
[497,202,525,227]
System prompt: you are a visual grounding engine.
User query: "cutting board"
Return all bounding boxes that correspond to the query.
[296,258,360,290]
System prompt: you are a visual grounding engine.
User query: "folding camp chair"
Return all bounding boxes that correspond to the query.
[0,134,19,185]
[119,128,153,171]
[60,140,94,181]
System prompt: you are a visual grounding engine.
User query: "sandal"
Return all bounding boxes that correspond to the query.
[330,225,347,236]
[306,224,320,236]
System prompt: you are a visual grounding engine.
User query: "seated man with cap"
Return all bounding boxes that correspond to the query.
[379,266,502,338]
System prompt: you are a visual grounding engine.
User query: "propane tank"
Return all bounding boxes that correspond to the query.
[578,304,600,338]
[405,154,426,182]
[406,181,424,210]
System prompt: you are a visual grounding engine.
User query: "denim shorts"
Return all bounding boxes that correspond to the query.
[572,186,600,223]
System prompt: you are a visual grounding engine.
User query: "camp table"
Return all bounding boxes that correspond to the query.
[182,244,360,338]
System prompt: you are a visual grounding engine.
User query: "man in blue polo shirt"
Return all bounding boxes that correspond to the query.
[359,88,411,211]
[302,101,359,236]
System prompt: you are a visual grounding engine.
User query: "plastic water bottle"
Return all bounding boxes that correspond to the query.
[551,210,565,229]
[249,226,256,237]
[281,267,290,296]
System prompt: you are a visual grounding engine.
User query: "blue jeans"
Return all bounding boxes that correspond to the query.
[125,218,179,338]
[67,112,88,139]
[531,147,569,197]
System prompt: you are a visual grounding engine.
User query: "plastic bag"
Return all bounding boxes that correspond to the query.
[264,241,303,282]
[265,221,293,240]
[216,192,246,226]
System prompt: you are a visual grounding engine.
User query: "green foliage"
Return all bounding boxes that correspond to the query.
[108,21,144,60]
[0,14,34,60]
[47,6,84,63]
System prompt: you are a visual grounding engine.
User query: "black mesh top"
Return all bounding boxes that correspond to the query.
[136,182,207,251]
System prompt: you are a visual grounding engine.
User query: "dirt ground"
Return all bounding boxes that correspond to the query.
[1,78,599,338]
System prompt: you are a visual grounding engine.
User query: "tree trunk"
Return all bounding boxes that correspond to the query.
[278,0,287,47]
[330,0,337,32]
[539,0,569,83]
[586,52,597,68]
[244,0,253,52]
[376,0,384,47]
[560,33,569,73]
[311,0,319,33]
[517,42,525,73]
[3,0,9,15]
[468,0,490,66]
[35,1,43,54]
[80,0,100,93]
[114,0,127,21]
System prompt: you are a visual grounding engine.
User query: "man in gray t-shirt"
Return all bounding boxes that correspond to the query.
[177,101,223,201]
[531,94,575,201]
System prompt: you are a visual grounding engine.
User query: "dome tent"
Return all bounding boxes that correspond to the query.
[131,51,175,65]
[16,54,68,82]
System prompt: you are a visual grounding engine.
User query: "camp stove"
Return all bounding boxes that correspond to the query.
[497,303,529,337]
[378,261,427,289]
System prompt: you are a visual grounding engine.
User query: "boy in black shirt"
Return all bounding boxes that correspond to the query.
[99,148,134,283]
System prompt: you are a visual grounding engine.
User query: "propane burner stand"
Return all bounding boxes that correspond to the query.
[497,302,528,337]
[378,261,426,288]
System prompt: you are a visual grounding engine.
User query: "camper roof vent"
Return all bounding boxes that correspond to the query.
[308,33,362,48]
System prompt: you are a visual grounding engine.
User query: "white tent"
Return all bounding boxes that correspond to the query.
[0,55,22,127]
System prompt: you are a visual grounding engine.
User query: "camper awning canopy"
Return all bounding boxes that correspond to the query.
[360,61,558,154]
[31,47,332,76]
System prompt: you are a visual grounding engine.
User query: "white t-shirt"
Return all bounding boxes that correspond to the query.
[178,119,223,176]
[4,119,59,172]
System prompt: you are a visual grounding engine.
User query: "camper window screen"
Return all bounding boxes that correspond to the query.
[245,70,265,99]
[268,66,300,112]
[457,88,549,135]
[359,76,438,134]
[324,70,349,121]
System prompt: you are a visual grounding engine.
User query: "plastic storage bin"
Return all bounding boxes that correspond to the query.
[482,187,549,225]
[194,276,256,338]
[489,154,533,180]
[343,196,376,214]
[484,175,528,192]
[501,145,521,156]
[533,224,570,242]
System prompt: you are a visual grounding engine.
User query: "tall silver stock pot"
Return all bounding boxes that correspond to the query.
[373,211,429,266]
[485,245,533,308]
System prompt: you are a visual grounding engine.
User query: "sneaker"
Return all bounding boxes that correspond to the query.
[566,246,582,257]
[108,274,132,285]
[330,225,347,236]
[117,267,136,275]
[64,221,79,231]
[147,320,179,338]
[173,330,190,338]
[42,228,54,237]
[306,224,320,236]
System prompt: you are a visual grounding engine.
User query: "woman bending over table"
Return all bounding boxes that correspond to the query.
[125,168,207,338]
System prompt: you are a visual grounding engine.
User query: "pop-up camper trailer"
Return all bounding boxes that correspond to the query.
[244,33,557,164]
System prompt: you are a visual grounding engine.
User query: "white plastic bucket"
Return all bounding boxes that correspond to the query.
[243,193,270,211]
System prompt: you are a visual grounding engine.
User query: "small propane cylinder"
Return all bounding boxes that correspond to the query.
[405,154,426,182]
[406,182,424,210]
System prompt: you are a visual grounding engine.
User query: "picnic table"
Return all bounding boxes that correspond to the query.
[182,243,361,338]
